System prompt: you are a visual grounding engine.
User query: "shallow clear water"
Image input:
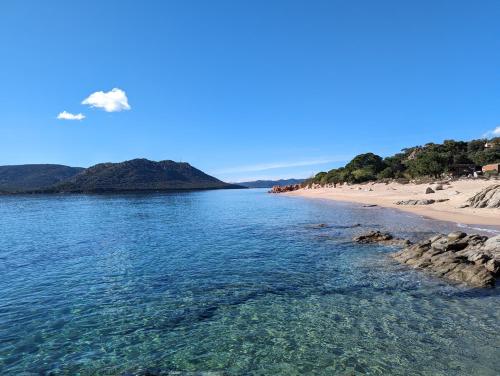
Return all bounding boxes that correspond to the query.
[0,189,499,375]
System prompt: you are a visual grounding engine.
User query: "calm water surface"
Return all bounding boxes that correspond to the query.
[0,189,499,375]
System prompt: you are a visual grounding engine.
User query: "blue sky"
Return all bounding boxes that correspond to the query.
[1,1,499,182]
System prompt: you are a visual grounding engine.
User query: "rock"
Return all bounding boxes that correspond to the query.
[395,199,435,205]
[434,184,444,191]
[419,199,436,205]
[425,187,435,194]
[482,235,500,252]
[354,230,392,242]
[446,239,469,252]
[308,223,361,230]
[353,230,411,247]
[447,231,466,241]
[268,184,301,193]
[391,232,500,287]
[310,223,329,229]
[436,199,450,203]
[466,184,500,208]
[429,234,444,243]
[485,259,500,275]
[362,204,378,207]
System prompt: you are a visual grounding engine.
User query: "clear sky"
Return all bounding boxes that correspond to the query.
[1,1,499,182]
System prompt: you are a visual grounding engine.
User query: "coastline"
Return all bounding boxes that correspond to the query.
[285,180,500,228]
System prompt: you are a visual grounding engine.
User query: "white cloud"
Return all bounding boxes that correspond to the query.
[483,126,500,137]
[57,111,86,120]
[82,88,131,112]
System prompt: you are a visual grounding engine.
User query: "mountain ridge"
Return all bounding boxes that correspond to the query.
[0,159,242,193]
[238,178,305,188]
[0,164,84,192]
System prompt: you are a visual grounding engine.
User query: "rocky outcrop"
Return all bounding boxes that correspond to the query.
[353,231,411,247]
[466,184,500,208]
[392,232,500,287]
[268,184,301,193]
[396,199,436,205]
[395,198,449,205]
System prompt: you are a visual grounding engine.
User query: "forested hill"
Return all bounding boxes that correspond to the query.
[0,159,241,193]
[239,179,305,188]
[0,164,84,192]
[308,137,500,185]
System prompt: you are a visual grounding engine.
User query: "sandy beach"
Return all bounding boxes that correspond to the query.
[286,179,500,227]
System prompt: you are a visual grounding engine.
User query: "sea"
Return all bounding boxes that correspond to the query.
[0,189,499,375]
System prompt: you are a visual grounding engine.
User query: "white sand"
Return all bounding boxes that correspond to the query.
[286,179,500,227]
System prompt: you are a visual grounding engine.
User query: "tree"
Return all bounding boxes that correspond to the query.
[345,153,385,172]
[406,151,448,178]
[471,149,500,165]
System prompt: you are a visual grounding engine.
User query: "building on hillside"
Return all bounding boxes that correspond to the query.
[450,164,479,177]
[482,163,500,174]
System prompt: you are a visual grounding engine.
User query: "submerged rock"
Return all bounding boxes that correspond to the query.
[309,223,330,229]
[353,230,411,247]
[392,232,500,288]
[309,223,361,230]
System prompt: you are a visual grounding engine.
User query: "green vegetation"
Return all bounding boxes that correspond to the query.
[239,179,305,188]
[46,159,242,192]
[308,138,500,186]
[0,159,241,193]
[0,164,84,192]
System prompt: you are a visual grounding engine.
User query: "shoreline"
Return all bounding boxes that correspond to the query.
[285,180,500,228]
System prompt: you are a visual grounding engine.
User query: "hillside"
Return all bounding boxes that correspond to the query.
[239,178,305,188]
[41,159,241,193]
[307,137,500,186]
[0,164,84,192]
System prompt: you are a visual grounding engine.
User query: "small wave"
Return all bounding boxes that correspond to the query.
[457,223,500,235]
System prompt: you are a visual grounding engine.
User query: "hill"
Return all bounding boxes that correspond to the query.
[0,164,84,192]
[41,159,241,193]
[307,137,500,186]
[238,178,305,188]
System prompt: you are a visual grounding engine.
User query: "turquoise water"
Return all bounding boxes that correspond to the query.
[0,189,499,375]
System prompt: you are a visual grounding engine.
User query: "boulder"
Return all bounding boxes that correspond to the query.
[391,231,500,287]
[395,199,435,206]
[425,187,435,194]
[466,184,500,208]
[485,259,500,275]
[447,231,466,242]
[268,184,301,193]
[310,223,329,229]
[353,230,411,247]
[482,235,500,252]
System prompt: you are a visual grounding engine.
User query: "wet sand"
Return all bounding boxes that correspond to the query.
[286,179,500,227]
